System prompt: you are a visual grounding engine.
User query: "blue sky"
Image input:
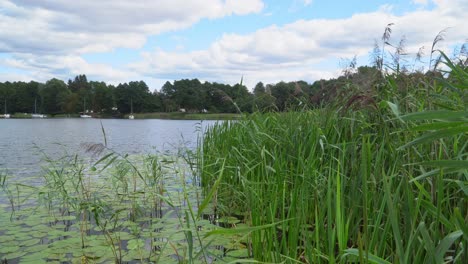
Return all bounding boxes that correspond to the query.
[0,0,466,90]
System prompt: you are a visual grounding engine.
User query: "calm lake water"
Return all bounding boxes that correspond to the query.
[0,118,216,178]
[0,118,243,263]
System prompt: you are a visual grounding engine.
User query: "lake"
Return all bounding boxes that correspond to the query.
[0,118,216,178]
[0,118,251,263]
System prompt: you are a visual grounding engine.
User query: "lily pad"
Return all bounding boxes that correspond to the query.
[3,251,27,259]
[19,238,41,247]
[14,232,33,241]
[122,249,151,262]
[77,248,110,259]
[218,216,241,224]
[127,238,145,250]
[227,248,249,258]
[55,215,76,221]
[0,235,15,243]
[23,244,48,253]
[111,231,133,241]
[29,230,48,238]
[19,257,48,264]
[0,245,20,254]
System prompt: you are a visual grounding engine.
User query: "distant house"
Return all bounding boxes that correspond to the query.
[179,108,186,113]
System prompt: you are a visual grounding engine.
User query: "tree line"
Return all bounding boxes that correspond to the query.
[0,73,338,116]
[1,26,466,117]
[1,64,464,117]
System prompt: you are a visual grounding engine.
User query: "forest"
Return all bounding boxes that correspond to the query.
[0,63,462,117]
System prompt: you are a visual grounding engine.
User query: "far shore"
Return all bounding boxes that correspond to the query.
[6,112,241,120]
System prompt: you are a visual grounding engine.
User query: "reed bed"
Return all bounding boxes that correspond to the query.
[200,55,467,263]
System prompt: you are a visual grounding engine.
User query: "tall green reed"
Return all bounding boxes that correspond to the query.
[200,54,467,263]
[16,141,240,263]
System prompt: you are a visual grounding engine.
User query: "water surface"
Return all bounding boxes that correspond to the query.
[0,118,215,177]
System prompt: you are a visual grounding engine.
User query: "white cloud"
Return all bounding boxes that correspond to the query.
[0,0,264,54]
[1,53,138,85]
[131,0,467,88]
[0,72,36,83]
[0,0,264,86]
[1,0,467,89]
[412,0,429,6]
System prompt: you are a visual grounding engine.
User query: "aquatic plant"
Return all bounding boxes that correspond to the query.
[0,142,252,263]
[200,52,467,263]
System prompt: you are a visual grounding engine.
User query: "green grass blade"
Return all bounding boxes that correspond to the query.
[100,121,108,147]
[401,110,468,121]
[197,159,225,218]
[418,160,468,169]
[410,121,467,131]
[204,219,291,237]
[398,126,468,149]
[435,230,463,263]
[409,168,461,182]
[382,172,404,263]
[343,248,392,264]
[418,222,436,264]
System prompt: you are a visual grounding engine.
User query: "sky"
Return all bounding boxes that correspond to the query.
[0,0,466,91]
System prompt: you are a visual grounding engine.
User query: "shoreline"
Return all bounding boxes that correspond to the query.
[3,112,242,120]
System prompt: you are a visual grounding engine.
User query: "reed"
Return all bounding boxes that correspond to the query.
[0,142,253,263]
[200,53,467,263]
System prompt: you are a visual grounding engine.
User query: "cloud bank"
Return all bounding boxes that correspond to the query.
[0,0,466,89]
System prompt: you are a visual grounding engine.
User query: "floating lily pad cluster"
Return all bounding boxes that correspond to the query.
[0,153,248,263]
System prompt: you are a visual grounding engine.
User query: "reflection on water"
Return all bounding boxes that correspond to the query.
[0,118,215,178]
[0,154,245,263]
[0,119,249,263]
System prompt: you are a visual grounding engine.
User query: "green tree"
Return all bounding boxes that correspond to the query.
[63,93,80,114]
[0,82,16,114]
[68,74,92,113]
[231,83,253,113]
[161,81,177,112]
[253,82,265,96]
[270,81,295,111]
[143,91,163,112]
[68,74,90,93]
[91,81,114,113]
[208,82,237,113]
[40,78,70,114]
[114,81,152,113]
[161,79,205,111]
[14,82,41,113]
[253,82,276,112]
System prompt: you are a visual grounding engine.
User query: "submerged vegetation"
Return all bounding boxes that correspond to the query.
[200,50,467,263]
[0,147,253,263]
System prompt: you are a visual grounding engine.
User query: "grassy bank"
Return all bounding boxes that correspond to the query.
[10,113,39,118]
[200,55,467,263]
[126,112,242,120]
[6,112,240,120]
